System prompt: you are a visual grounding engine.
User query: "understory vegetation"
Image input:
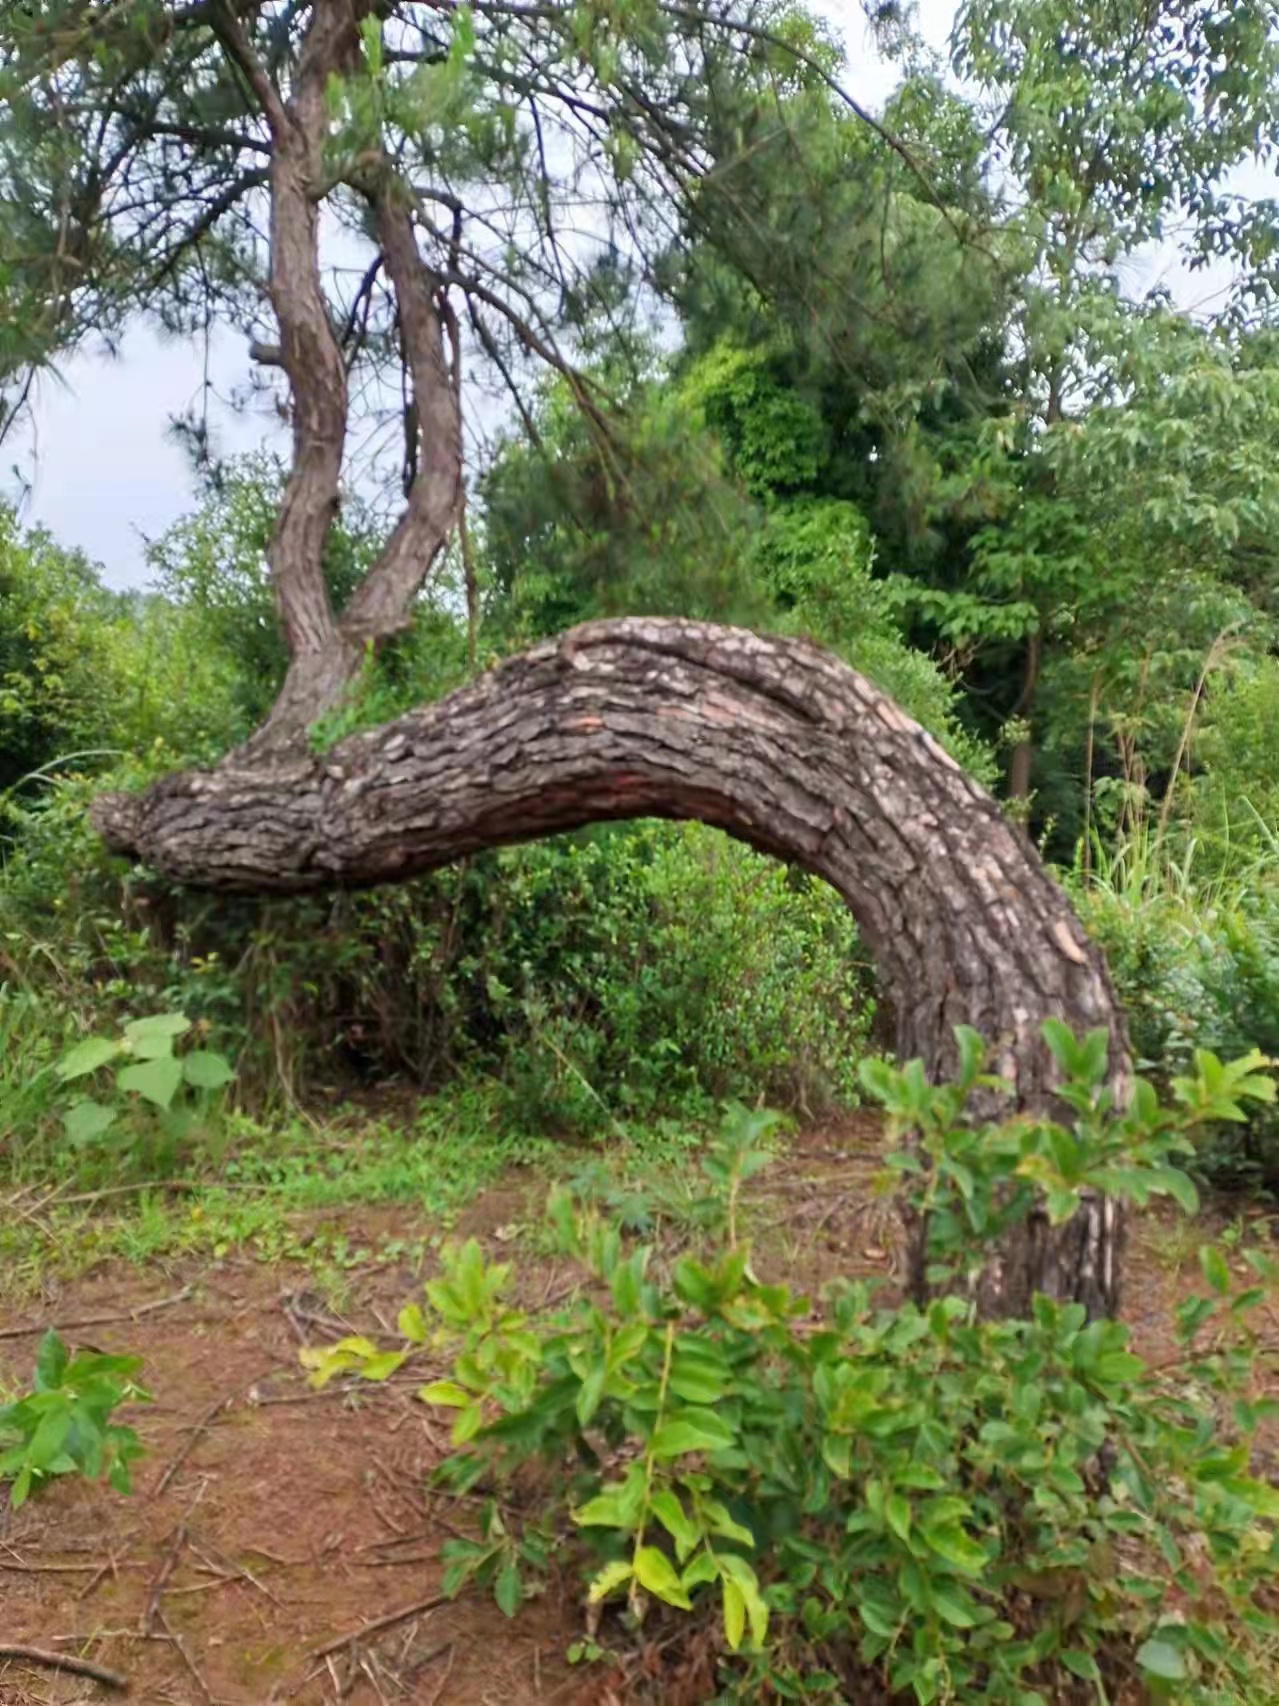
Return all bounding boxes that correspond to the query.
[6,0,1279,1700]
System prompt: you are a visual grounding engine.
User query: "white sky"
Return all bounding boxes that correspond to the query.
[8,0,1269,587]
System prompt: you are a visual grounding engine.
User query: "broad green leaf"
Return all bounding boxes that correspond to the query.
[1136,1637,1186,1681]
[700,1497,754,1546]
[56,1036,120,1081]
[634,1545,692,1608]
[1200,1245,1232,1296]
[575,1364,606,1428]
[668,1361,726,1404]
[681,1552,719,1590]
[573,1488,632,1530]
[649,1489,700,1560]
[1061,1650,1101,1682]
[922,1525,987,1575]
[822,1433,851,1478]
[123,1013,191,1048]
[650,1408,734,1458]
[27,1408,70,1470]
[717,1554,768,1645]
[398,1304,427,1342]
[1094,1352,1145,1383]
[1148,1167,1198,1214]
[35,1331,67,1391]
[857,1595,899,1638]
[495,1561,522,1617]
[931,1588,978,1628]
[182,1050,234,1089]
[418,1380,472,1408]
[117,1055,183,1110]
[63,1099,115,1145]
[722,1577,746,1650]
[886,1491,912,1543]
[359,1350,407,1381]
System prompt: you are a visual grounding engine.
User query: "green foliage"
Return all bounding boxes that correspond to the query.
[316,1035,1279,1702]
[55,1009,234,1160]
[449,826,872,1131]
[679,344,829,499]
[0,507,128,793]
[147,456,468,739]
[0,787,874,1145]
[479,358,771,644]
[1071,835,1279,1193]
[0,1330,148,1509]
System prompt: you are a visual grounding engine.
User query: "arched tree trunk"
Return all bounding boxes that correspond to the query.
[93,617,1130,1318]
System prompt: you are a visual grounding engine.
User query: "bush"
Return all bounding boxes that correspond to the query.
[310,1030,1279,1703]
[1,784,874,1143]
[0,507,129,792]
[1069,834,1279,1192]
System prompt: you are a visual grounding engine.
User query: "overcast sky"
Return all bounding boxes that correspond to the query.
[7,0,1266,588]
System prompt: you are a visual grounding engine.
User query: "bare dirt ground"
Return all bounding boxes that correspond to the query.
[0,1116,1269,1706]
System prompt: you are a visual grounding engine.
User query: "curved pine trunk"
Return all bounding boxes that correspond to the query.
[92,618,1129,1316]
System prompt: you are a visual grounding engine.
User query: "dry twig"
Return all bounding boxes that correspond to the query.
[143,1524,187,1636]
[0,1644,129,1691]
[311,1592,448,1660]
[154,1397,229,1497]
[0,1287,192,1342]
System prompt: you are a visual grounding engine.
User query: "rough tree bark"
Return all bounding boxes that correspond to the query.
[93,616,1130,1318]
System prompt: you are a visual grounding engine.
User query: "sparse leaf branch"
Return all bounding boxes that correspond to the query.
[207,0,289,137]
[144,167,271,291]
[465,298,545,447]
[339,251,387,367]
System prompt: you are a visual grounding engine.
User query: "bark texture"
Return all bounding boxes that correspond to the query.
[93,618,1129,1317]
[209,1,463,762]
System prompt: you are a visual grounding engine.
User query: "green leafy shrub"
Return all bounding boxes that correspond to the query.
[1070,836,1279,1192]
[0,507,129,793]
[2,806,874,1137]
[317,1031,1279,1702]
[447,825,874,1131]
[0,1330,148,1508]
[55,1009,234,1156]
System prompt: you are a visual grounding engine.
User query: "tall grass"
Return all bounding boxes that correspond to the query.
[1066,808,1279,1191]
[0,984,69,1177]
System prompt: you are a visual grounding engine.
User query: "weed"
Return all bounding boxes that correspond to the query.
[0,1331,149,1508]
[55,1009,234,1170]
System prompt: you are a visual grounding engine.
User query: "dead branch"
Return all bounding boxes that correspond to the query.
[0,1287,192,1342]
[311,1593,449,1661]
[154,1397,230,1498]
[0,1645,129,1691]
[143,1524,188,1636]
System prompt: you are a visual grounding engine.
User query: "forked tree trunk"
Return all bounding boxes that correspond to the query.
[93,618,1129,1317]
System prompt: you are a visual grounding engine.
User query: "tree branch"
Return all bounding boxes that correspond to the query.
[340,180,462,642]
[207,0,288,138]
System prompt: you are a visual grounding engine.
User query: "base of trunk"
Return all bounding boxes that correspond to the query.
[905,1191,1126,1319]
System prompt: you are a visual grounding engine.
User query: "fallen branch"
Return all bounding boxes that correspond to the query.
[312,1592,448,1660]
[143,1525,187,1636]
[154,1398,229,1497]
[0,1644,129,1691]
[148,1608,212,1704]
[0,1287,193,1342]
